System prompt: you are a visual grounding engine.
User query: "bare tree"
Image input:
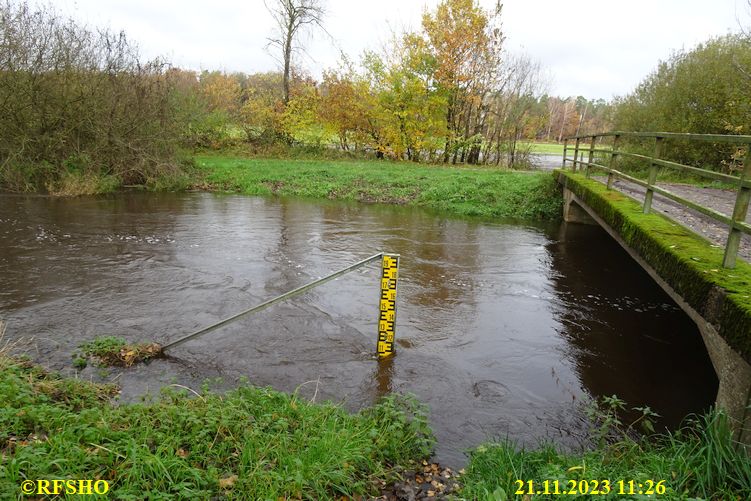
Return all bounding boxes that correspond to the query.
[264,0,325,105]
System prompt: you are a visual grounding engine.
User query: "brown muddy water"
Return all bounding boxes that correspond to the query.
[0,192,717,466]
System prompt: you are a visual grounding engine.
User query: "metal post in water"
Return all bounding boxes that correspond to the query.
[161,252,385,351]
[376,254,399,359]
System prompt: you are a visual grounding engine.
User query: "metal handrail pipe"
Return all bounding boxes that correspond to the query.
[162,252,387,351]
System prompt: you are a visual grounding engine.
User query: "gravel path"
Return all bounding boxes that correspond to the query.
[592,177,751,263]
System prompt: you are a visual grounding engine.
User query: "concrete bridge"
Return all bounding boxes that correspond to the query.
[556,131,751,442]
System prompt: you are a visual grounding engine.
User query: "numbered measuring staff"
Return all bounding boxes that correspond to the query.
[377,254,399,359]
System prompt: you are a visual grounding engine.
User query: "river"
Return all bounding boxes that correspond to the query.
[0,192,717,466]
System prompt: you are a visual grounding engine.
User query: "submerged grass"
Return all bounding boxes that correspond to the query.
[459,411,751,500]
[74,336,162,368]
[0,351,434,499]
[194,155,563,220]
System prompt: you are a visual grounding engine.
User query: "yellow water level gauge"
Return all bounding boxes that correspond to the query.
[377,254,399,358]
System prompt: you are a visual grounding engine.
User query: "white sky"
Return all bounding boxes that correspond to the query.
[45,0,748,100]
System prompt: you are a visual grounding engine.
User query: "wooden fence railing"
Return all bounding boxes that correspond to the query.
[561,131,751,268]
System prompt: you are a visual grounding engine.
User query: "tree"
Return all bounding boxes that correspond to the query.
[239,72,286,143]
[613,35,751,172]
[422,0,504,164]
[264,0,325,105]
[358,33,446,161]
[319,67,368,151]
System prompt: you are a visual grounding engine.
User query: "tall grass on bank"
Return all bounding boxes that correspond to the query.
[459,410,751,500]
[0,352,434,499]
[195,155,563,220]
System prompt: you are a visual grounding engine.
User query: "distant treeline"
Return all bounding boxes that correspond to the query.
[2,0,748,194]
[179,0,613,166]
[0,0,614,194]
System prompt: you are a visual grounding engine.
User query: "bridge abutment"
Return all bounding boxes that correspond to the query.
[700,320,751,443]
[560,182,751,441]
[562,188,597,225]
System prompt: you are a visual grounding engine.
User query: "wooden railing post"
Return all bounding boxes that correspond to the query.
[723,150,751,268]
[607,134,621,189]
[573,137,580,172]
[562,139,568,169]
[580,149,585,170]
[644,136,663,213]
[586,135,596,178]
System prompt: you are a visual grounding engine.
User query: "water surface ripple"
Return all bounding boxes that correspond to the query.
[0,192,717,465]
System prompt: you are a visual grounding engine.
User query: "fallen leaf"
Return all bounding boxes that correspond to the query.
[219,475,238,489]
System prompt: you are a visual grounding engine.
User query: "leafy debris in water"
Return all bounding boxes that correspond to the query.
[74,336,162,368]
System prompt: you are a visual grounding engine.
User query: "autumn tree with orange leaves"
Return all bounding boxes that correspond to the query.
[422,0,504,164]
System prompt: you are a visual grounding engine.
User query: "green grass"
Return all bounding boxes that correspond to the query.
[519,142,566,155]
[0,353,434,499]
[74,336,162,368]
[2,329,750,499]
[4,351,749,500]
[194,155,563,220]
[459,411,751,500]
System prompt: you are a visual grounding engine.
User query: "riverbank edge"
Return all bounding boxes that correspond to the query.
[556,169,751,362]
[1,155,565,221]
[0,350,439,499]
[3,351,750,499]
[192,155,564,221]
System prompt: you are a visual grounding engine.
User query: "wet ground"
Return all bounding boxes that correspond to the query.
[532,153,563,170]
[0,192,717,466]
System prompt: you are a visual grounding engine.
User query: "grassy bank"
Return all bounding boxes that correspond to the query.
[194,155,562,220]
[0,352,434,499]
[3,350,750,500]
[460,410,751,500]
[520,142,565,155]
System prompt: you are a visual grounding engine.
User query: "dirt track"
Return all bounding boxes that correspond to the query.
[594,177,751,263]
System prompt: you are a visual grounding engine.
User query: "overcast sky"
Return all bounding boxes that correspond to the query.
[43,0,748,100]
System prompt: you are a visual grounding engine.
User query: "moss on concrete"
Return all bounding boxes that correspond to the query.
[556,170,751,362]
